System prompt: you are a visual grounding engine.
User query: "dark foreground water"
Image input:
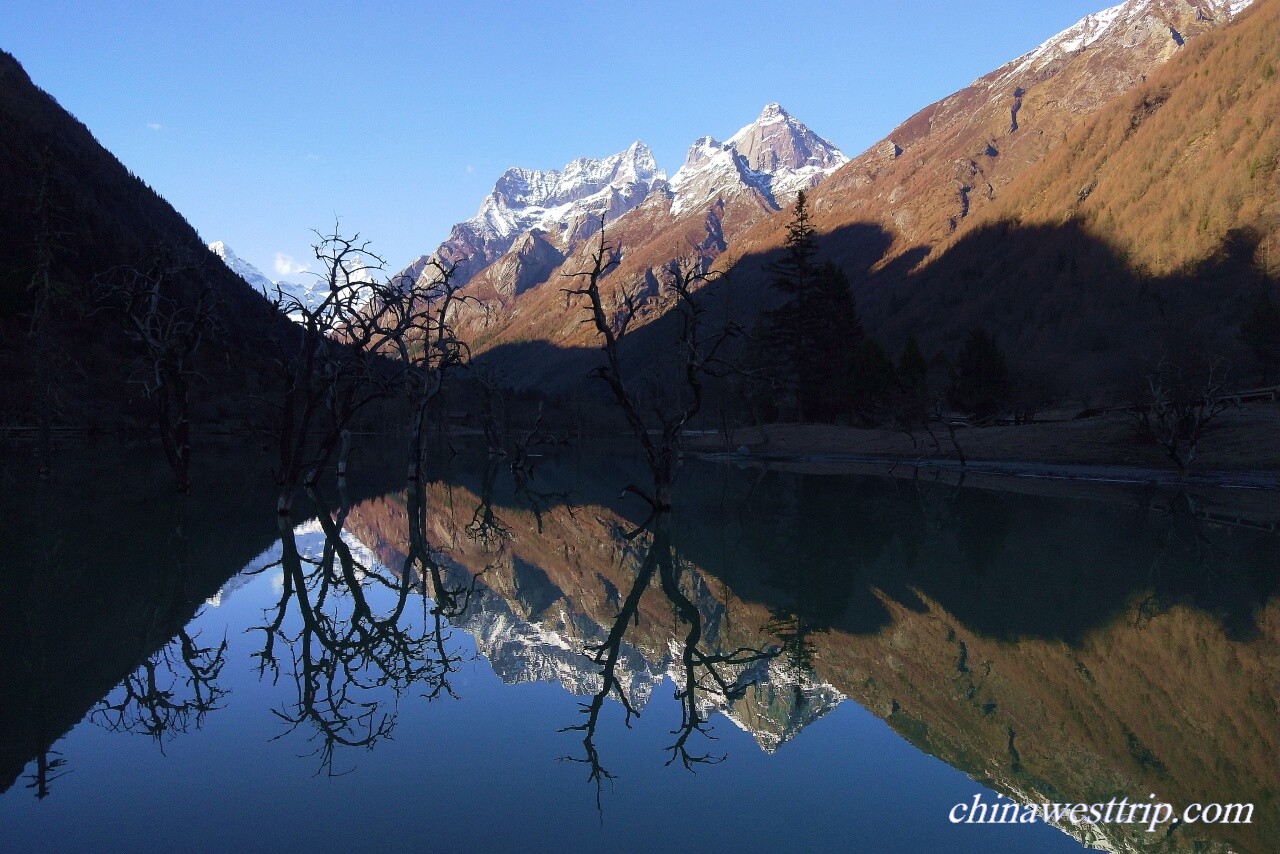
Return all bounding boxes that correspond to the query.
[1,441,1276,853]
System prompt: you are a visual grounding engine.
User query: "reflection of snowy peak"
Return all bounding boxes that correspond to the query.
[400,142,666,288]
[453,580,665,711]
[670,103,846,216]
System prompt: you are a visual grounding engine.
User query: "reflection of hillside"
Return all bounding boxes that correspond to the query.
[343,486,843,752]
[345,460,1277,853]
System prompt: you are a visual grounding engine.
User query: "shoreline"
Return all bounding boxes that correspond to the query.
[695,449,1280,490]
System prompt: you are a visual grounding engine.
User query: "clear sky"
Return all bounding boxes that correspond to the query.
[2,1,1106,278]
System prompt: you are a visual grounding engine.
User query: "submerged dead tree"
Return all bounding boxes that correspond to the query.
[562,220,739,508]
[263,227,404,512]
[377,258,475,483]
[94,247,220,492]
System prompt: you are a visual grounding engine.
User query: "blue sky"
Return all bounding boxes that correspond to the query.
[3,1,1106,277]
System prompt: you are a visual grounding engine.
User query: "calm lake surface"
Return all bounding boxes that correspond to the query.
[2,441,1276,853]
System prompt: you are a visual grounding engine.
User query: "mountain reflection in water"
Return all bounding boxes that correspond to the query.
[1,442,1275,852]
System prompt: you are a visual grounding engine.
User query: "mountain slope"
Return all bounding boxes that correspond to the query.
[845,0,1280,393]
[786,0,1260,265]
[0,50,281,428]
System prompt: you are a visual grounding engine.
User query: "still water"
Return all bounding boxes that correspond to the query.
[1,441,1275,852]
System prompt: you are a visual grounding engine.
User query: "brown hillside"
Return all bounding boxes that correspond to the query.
[972,0,1280,274]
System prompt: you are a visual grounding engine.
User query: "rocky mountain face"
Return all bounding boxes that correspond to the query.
[670,103,847,216]
[397,141,665,291]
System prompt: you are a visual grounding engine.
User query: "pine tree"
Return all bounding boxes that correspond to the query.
[949,326,1011,419]
[897,336,928,391]
[761,191,819,420]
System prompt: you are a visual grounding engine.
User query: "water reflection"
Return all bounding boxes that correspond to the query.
[1,443,1276,852]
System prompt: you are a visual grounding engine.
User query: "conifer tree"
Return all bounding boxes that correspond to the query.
[762,191,819,419]
[949,326,1011,419]
[897,336,928,391]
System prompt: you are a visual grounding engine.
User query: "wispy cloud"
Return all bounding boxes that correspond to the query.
[304,153,324,165]
[466,164,474,174]
[274,252,311,276]
[146,122,163,131]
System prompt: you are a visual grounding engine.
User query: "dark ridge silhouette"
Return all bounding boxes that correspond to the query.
[707,218,1276,399]
[0,49,287,429]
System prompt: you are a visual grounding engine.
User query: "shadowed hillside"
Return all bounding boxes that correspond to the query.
[0,50,284,430]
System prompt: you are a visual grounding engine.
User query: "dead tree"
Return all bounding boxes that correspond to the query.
[251,486,461,775]
[264,227,398,512]
[1137,358,1234,474]
[90,626,228,752]
[376,258,476,483]
[562,513,778,808]
[562,221,739,509]
[93,248,220,492]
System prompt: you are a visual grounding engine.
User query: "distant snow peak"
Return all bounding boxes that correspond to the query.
[209,239,332,320]
[670,103,847,216]
[209,240,273,294]
[1003,0,1258,82]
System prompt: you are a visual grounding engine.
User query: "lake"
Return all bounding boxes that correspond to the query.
[1,440,1275,852]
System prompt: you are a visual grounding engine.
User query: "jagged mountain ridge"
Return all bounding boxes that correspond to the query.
[397,141,665,291]
[433,104,847,362]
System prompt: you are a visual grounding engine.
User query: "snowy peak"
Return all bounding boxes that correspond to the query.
[209,240,333,320]
[209,241,274,295]
[726,102,845,175]
[995,0,1257,85]
[485,140,662,232]
[670,104,846,216]
[414,141,667,288]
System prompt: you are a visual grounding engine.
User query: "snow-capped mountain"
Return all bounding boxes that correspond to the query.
[399,141,665,289]
[209,240,372,320]
[997,0,1255,88]
[670,103,847,216]
[208,241,275,295]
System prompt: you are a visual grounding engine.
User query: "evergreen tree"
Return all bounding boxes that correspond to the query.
[948,326,1011,419]
[761,191,820,420]
[897,335,928,391]
[801,261,864,420]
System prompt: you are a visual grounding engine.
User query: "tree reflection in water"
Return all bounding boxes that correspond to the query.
[90,626,228,750]
[562,509,779,807]
[249,478,472,775]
